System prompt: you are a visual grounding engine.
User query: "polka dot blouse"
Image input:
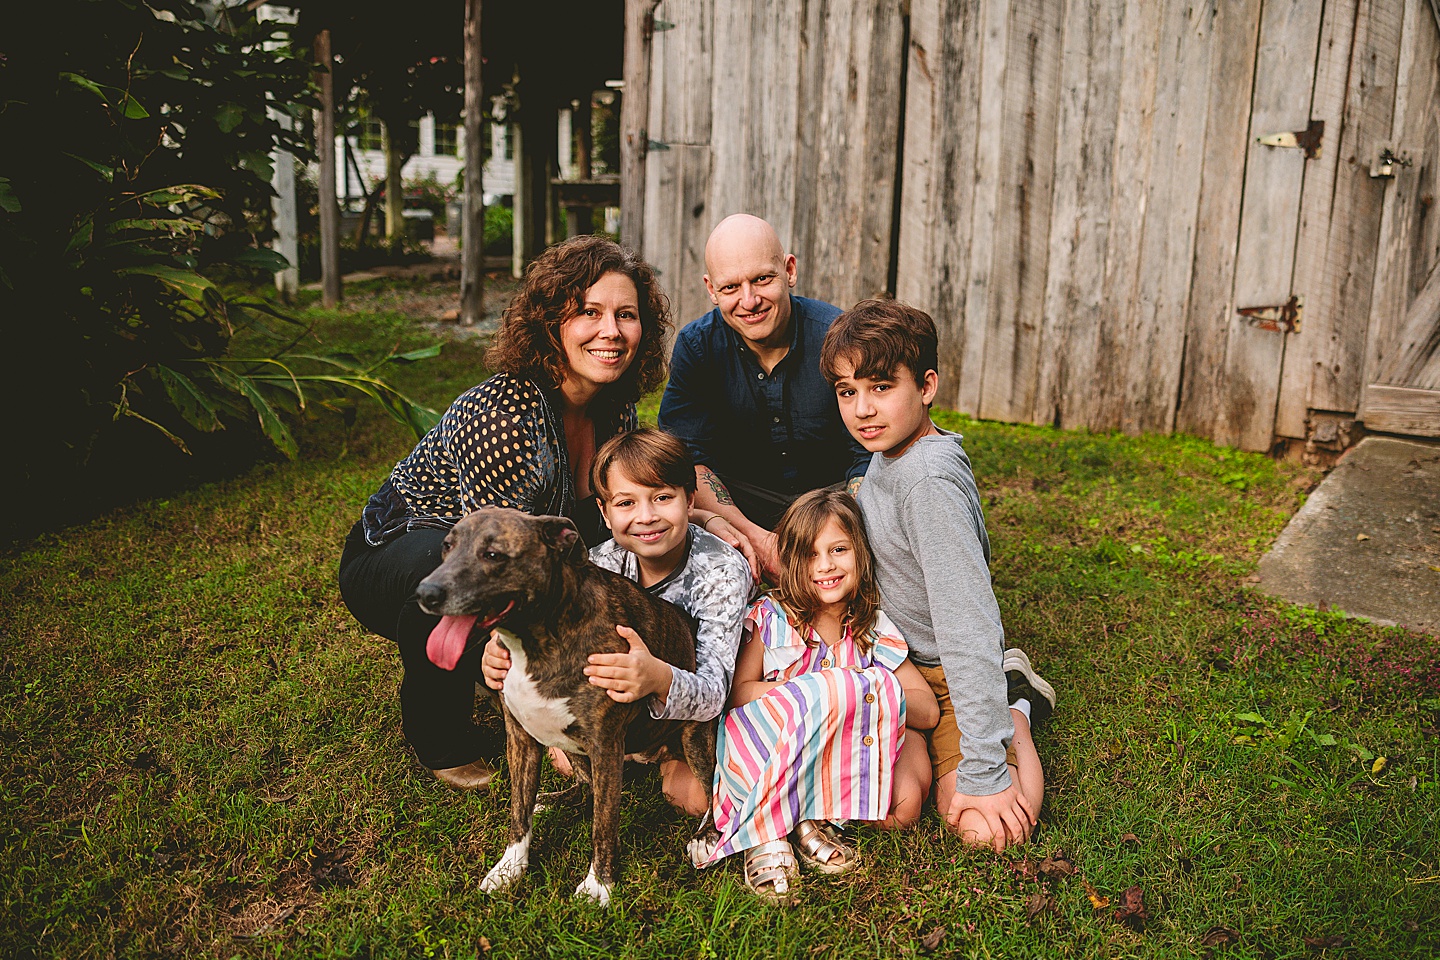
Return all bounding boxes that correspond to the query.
[361,373,637,546]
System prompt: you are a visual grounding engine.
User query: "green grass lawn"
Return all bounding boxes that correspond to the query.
[2,282,1437,958]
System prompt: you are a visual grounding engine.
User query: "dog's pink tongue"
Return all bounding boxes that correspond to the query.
[426,614,478,671]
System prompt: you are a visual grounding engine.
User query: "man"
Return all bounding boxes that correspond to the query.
[659,214,868,579]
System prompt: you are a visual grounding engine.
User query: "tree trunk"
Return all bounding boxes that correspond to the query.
[383,121,405,241]
[459,0,484,325]
[315,28,341,307]
[619,0,660,252]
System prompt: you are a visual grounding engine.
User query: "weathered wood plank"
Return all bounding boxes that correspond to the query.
[1090,0,1162,430]
[1374,258,1440,387]
[896,0,985,411]
[958,0,1012,416]
[1359,383,1440,434]
[1217,0,1325,450]
[807,0,905,308]
[976,0,1064,425]
[1035,0,1126,429]
[649,0,712,146]
[1277,0,1401,439]
[1364,0,1440,409]
[1175,0,1264,438]
[706,0,753,225]
[1121,0,1216,434]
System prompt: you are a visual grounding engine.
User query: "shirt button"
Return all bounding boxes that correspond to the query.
[757,373,765,380]
[862,735,874,746]
[772,416,780,424]
[820,659,831,668]
[865,693,875,704]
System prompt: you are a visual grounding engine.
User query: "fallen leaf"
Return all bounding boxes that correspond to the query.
[1024,891,1051,922]
[918,925,946,952]
[1011,858,1038,881]
[1356,533,1370,541]
[1083,879,1110,909]
[1244,573,1262,583]
[478,936,492,953]
[1038,852,1076,879]
[1201,926,1239,947]
[1372,756,1387,775]
[1112,885,1150,931]
[1303,934,1344,949]
[1120,832,1140,844]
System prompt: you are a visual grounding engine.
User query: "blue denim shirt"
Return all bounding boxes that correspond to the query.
[658,295,869,496]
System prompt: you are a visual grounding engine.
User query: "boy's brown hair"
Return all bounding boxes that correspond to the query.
[819,298,938,389]
[591,428,696,502]
[772,489,881,653]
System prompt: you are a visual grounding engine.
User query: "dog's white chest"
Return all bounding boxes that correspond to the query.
[498,629,583,753]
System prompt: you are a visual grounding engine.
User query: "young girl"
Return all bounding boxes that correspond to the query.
[709,490,939,901]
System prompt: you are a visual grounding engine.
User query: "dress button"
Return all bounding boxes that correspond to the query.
[864,693,875,704]
[820,659,831,668]
[773,416,780,424]
[862,735,874,746]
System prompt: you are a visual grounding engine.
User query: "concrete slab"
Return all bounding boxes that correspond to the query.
[1258,436,1440,635]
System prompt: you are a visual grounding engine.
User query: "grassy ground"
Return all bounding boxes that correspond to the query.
[2,280,1437,959]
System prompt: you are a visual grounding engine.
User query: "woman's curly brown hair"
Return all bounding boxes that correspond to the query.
[485,235,672,406]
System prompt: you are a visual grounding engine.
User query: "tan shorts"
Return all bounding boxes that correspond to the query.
[917,664,1018,781]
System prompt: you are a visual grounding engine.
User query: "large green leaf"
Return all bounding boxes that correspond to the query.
[156,365,223,432]
[115,264,216,302]
[227,247,291,273]
[234,376,298,459]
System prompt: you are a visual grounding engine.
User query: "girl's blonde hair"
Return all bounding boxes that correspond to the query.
[771,489,881,652]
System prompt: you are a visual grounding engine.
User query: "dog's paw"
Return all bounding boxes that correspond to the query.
[480,834,531,893]
[573,863,613,906]
[687,829,721,870]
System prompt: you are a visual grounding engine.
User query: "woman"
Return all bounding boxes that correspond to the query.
[340,236,723,790]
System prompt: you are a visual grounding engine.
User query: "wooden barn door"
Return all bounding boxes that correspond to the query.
[1359,0,1440,438]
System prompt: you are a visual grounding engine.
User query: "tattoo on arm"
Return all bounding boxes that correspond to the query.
[698,465,734,506]
[846,476,863,497]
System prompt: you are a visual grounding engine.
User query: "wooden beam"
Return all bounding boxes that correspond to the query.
[1360,383,1440,436]
[460,0,484,325]
[315,28,341,308]
[620,0,661,252]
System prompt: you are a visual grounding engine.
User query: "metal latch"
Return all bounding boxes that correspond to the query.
[653,18,675,30]
[1257,119,1324,160]
[1238,295,1302,334]
[1370,142,1412,179]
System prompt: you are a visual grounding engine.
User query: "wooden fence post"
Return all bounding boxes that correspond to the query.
[460,0,484,325]
[315,28,341,308]
[619,0,660,252]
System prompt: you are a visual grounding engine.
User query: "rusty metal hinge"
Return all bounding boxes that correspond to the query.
[1370,142,1412,179]
[1238,295,1302,333]
[1257,119,1324,160]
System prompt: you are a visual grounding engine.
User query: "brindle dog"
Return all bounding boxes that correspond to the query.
[415,507,719,905]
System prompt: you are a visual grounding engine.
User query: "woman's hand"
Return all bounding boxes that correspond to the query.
[481,632,511,691]
[585,625,674,704]
[699,514,762,584]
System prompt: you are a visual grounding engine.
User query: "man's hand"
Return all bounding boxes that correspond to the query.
[702,515,762,584]
[752,527,781,583]
[944,782,1036,853]
[480,632,511,691]
[584,625,675,704]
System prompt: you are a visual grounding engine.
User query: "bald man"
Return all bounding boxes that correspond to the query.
[659,215,868,579]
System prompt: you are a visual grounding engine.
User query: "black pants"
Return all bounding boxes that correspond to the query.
[338,520,505,770]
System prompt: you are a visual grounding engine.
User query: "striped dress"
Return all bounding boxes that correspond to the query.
[710,596,910,861]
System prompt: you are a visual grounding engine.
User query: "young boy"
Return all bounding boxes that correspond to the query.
[481,427,752,817]
[819,299,1056,852]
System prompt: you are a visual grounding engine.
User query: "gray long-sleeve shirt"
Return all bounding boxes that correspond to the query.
[590,525,752,723]
[856,430,1014,796]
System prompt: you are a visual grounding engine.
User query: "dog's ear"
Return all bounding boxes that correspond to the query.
[537,516,585,562]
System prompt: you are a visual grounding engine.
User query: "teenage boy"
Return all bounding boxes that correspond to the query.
[819,299,1056,852]
[481,428,752,817]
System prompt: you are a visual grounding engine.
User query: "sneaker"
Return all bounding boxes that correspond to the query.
[1003,647,1056,725]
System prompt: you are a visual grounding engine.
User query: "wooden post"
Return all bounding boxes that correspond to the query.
[567,95,594,238]
[619,0,660,252]
[315,28,341,308]
[260,4,298,301]
[460,0,484,325]
[383,121,405,241]
[511,122,527,279]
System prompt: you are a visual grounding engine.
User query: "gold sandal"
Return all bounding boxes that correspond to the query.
[743,839,799,902]
[792,819,858,875]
